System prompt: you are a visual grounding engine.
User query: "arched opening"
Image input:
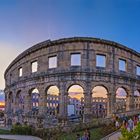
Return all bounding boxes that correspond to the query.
[31,88,39,115]
[134,90,140,97]
[68,85,84,121]
[15,91,24,111]
[7,118,12,126]
[116,87,127,113]
[15,90,24,123]
[92,86,108,118]
[134,90,140,109]
[45,86,59,123]
[8,92,13,112]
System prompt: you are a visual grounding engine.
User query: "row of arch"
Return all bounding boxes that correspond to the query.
[7,84,140,124]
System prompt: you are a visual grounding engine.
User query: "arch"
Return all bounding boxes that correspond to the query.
[8,91,13,100]
[7,91,13,111]
[28,88,39,95]
[44,83,59,93]
[67,84,84,118]
[68,85,84,98]
[15,90,21,104]
[7,118,12,126]
[134,90,140,97]
[134,90,140,109]
[92,85,108,98]
[15,90,21,98]
[115,87,128,113]
[66,81,86,93]
[45,85,59,96]
[91,85,108,118]
[15,90,24,123]
[116,87,127,98]
[90,82,110,93]
[27,88,40,114]
[115,85,130,96]
[45,85,60,120]
[8,91,13,105]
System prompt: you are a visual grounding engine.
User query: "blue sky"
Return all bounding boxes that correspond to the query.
[0,0,140,89]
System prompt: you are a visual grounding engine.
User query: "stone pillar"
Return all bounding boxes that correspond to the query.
[107,93,116,117]
[83,92,92,122]
[12,91,16,114]
[24,89,31,114]
[126,95,134,111]
[107,94,111,117]
[38,88,46,115]
[125,88,134,112]
[58,91,68,122]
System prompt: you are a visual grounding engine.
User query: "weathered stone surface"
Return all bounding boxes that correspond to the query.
[4,37,140,126]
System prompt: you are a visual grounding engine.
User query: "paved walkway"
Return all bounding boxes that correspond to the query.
[0,135,42,140]
[108,131,121,140]
[101,131,122,140]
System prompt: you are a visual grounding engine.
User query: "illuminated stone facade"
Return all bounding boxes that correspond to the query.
[4,37,140,127]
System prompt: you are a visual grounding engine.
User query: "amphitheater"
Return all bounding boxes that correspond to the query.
[4,37,140,127]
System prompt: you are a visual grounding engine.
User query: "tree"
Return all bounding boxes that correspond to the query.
[119,122,140,140]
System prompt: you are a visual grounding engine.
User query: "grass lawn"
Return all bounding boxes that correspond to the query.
[0,129,11,134]
[59,127,103,140]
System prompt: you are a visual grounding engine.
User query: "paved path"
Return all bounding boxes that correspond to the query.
[101,131,122,140]
[0,135,42,140]
[108,131,121,140]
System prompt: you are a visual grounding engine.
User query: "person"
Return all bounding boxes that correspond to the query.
[121,120,128,130]
[133,115,138,127]
[138,114,140,122]
[85,129,90,140]
[81,131,89,140]
[115,120,119,129]
[128,118,134,131]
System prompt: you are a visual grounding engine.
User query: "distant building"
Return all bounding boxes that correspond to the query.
[92,97,107,118]
[0,90,5,111]
[68,96,84,116]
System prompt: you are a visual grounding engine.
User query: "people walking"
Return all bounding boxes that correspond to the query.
[115,120,119,129]
[128,118,134,131]
[81,131,89,140]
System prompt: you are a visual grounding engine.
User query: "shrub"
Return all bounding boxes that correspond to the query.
[119,122,140,140]
[11,124,32,135]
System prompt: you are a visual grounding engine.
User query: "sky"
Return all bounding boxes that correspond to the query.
[0,0,140,89]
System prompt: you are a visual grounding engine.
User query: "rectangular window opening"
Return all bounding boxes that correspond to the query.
[119,59,126,71]
[49,56,57,68]
[31,61,38,73]
[71,53,81,66]
[18,67,22,77]
[96,54,106,68]
[136,65,140,76]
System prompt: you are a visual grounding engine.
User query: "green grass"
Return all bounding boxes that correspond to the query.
[0,129,11,134]
[59,127,103,140]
